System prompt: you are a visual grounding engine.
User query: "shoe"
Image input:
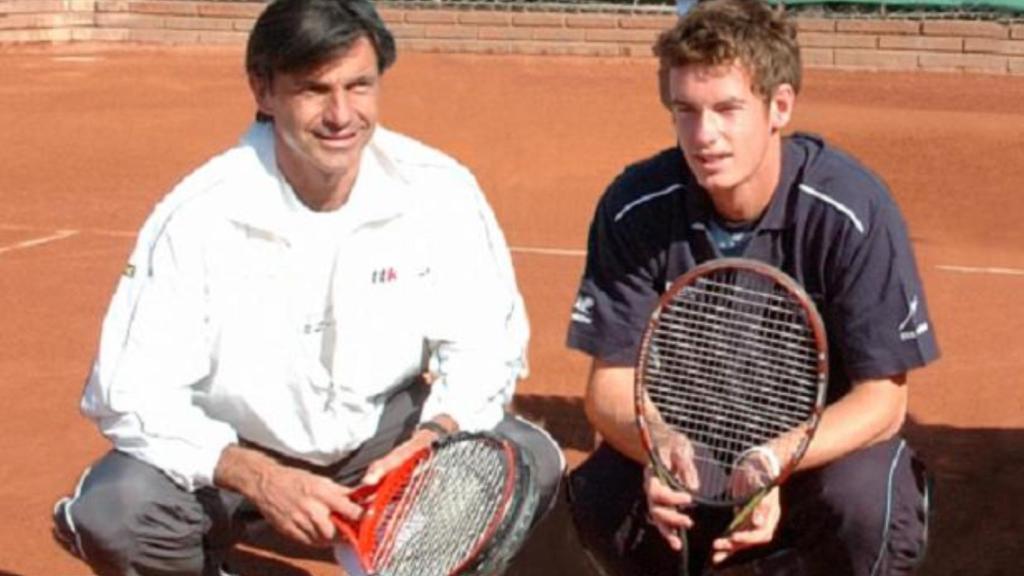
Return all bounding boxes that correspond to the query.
[52,496,86,560]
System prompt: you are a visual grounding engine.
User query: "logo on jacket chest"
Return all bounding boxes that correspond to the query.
[371,267,398,284]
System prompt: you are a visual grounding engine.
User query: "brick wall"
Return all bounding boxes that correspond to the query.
[2,0,1023,74]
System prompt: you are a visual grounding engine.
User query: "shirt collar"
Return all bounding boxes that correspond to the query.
[225,123,412,238]
[682,137,807,233]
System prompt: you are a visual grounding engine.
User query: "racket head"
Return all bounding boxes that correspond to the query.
[634,258,828,507]
[332,432,533,576]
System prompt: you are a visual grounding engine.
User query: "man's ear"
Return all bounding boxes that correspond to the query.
[248,73,274,119]
[769,83,796,132]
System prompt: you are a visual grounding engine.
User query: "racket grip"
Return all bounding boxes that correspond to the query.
[726,490,768,533]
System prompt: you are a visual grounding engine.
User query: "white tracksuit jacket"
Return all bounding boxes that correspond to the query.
[80,122,529,491]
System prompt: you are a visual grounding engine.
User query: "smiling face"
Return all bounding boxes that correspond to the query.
[250,35,381,211]
[667,61,794,220]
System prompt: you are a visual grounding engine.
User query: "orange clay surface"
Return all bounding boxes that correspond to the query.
[1,44,1023,575]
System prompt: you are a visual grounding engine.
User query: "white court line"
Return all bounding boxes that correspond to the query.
[511,246,586,257]
[935,265,1024,277]
[2,223,1023,277]
[0,230,79,255]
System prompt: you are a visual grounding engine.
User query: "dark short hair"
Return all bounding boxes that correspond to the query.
[654,0,801,105]
[246,0,396,119]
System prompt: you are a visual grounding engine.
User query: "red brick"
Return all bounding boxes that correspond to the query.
[585,28,658,44]
[534,27,584,42]
[801,47,834,68]
[376,8,403,24]
[71,26,129,41]
[387,24,425,39]
[457,11,509,26]
[1009,57,1024,74]
[798,32,876,49]
[879,35,962,52]
[0,13,49,28]
[403,10,457,25]
[127,26,197,43]
[197,29,247,44]
[923,20,1008,39]
[0,26,70,41]
[1012,24,1024,40]
[622,43,655,58]
[965,37,1024,56]
[398,37,473,54]
[95,0,129,12]
[836,19,920,36]
[458,41,511,55]
[129,1,197,17]
[164,15,232,31]
[196,2,263,19]
[231,18,253,32]
[0,0,63,14]
[95,12,162,28]
[618,14,675,30]
[423,25,476,40]
[515,41,621,57]
[834,48,918,70]
[795,18,835,33]
[565,14,618,29]
[66,0,96,13]
[511,13,563,28]
[478,26,530,41]
[918,52,1007,73]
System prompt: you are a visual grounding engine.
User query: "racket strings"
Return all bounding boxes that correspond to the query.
[372,440,513,575]
[642,269,823,503]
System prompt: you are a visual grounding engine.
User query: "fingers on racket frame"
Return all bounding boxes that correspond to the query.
[634,257,829,507]
[333,431,540,576]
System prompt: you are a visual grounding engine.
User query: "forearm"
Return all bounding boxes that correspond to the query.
[213,444,282,498]
[584,359,648,463]
[797,374,908,471]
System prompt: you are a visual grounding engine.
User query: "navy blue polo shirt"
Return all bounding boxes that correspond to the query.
[566,133,939,403]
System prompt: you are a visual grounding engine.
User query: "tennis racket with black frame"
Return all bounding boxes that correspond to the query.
[634,257,829,576]
[330,431,539,576]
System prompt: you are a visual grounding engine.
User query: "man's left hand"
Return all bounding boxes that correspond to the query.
[710,486,781,565]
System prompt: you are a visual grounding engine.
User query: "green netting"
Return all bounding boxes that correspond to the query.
[781,0,1024,14]
[382,0,1024,16]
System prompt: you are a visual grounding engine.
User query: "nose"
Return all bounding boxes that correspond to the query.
[323,89,352,129]
[689,109,720,148]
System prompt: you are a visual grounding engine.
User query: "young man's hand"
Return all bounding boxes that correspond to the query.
[711,487,782,565]
[643,462,695,551]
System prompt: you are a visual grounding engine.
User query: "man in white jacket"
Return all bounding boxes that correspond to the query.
[51,0,563,574]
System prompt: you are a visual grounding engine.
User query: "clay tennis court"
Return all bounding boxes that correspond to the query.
[1,43,1022,575]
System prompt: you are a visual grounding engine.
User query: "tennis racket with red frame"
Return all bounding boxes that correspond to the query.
[330,431,539,576]
[634,258,829,575]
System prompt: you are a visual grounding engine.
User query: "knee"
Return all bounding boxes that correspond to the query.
[63,454,207,575]
[790,439,928,575]
[497,415,567,518]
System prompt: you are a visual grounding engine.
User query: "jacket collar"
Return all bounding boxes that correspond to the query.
[224,122,412,241]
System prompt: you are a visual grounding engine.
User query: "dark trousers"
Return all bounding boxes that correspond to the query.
[567,437,930,576]
[56,384,564,576]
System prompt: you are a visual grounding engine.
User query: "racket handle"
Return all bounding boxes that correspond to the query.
[726,489,768,534]
[677,526,691,576]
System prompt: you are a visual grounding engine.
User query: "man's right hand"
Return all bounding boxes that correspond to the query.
[643,458,695,551]
[214,444,363,548]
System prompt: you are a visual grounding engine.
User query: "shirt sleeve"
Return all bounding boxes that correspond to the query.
[828,196,940,382]
[418,170,528,432]
[565,184,665,366]
[80,208,238,492]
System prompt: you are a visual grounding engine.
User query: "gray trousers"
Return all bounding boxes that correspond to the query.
[56,387,565,576]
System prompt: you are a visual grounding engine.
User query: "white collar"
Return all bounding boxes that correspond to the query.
[224,122,414,241]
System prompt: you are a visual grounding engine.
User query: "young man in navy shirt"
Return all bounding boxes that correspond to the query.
[565,0,939,574]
